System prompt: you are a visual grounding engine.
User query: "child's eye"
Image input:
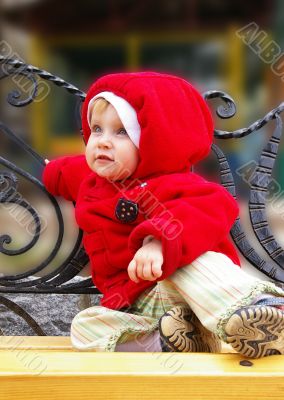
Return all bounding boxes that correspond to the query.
[117,128,128,136]
[92,126,102,134]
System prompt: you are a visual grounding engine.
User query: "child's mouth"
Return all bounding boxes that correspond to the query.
[96,155,113,161]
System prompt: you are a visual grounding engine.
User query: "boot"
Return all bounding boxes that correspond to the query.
[224,298,284,358]
[159,306,222,352]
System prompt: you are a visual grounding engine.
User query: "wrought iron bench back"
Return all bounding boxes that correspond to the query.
[1,56,284,301]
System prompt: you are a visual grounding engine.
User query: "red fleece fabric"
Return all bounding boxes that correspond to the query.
[42,72,240,310]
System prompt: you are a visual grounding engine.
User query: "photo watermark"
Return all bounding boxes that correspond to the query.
[236,22,284,82]
[97,160,184,241]
[3,334,48,376]
[0,173,48,238]
[0,39,50,102]
[236,159,284,218]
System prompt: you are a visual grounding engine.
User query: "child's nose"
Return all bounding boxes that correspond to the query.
[98,133,112,148]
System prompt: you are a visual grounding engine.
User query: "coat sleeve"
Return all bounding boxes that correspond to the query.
[42,155,91,202]
[128,180,239,280]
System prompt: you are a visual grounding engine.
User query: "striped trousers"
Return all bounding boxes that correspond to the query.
[71,251,284,351]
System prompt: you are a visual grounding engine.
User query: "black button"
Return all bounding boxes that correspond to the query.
[115,198,138,223]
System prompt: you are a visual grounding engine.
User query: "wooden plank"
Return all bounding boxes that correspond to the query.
[0,336,72,350]
[0,344,283,400]
[0,336,235,352]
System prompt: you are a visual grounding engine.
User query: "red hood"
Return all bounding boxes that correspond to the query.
[81,72,213,180]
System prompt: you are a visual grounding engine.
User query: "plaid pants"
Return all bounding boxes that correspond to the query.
[71,251,284,351]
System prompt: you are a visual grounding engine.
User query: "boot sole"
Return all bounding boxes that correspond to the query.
[225,305,284,358]
[159,306,221,352]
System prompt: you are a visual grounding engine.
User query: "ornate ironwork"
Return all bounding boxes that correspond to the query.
[248,114,284,278]
[1,57,284,333]
[0,56,86,100]
[203,90,236,120]
[0,170,41,256]
[0,56,97,298]
[0,295,46,335]
[203,89,284,139]
[211,142,284,282]
[206,90,284,282]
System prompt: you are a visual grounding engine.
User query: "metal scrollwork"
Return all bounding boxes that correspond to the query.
[211,142,284,282]
[0,61,39,106]
[0,170,41,256]
[0,58,98,334]
[2,56,284,334]
[6,72,38,107]
[1,58,284,291]
[0,295,46,335]
[0,59,93,292]
[0,153,63,280]
[204,89,284,139]
[203,90,237,119]
[0,56,86,104]
[248,114,284,278]
[0,170,18,202]
[0,152,96,293]
[205,88,284,282]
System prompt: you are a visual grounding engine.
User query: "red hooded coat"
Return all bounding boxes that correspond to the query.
[43,72,240,310]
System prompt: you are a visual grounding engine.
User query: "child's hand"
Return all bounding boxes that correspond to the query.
[45,159,50,165]
[128,237,163,283]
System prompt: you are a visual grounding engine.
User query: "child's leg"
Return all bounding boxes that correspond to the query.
[71,275,220,352]
[115,330,162,352]
[71,304,159,352]
[166,251,284,336]
[71,282,186,352]
[163,251,284,356]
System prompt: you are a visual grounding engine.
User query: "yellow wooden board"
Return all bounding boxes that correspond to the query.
[0,336,72,350]
[0,337,283,400]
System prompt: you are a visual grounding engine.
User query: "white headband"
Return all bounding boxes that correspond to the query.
[87,91,141,148]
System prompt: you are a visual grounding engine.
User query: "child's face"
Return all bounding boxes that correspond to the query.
[86,103,139,181]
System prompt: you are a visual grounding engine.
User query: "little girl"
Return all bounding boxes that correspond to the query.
[43,72,284,358]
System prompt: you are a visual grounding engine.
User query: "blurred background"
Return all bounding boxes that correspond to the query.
[1,0,284,279]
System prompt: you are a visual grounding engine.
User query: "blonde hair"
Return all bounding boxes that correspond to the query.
[89,97,110,119]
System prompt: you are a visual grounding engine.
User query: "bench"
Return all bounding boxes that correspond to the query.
[1,55,284,399]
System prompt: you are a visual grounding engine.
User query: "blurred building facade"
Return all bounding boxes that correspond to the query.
[1,0,284,189]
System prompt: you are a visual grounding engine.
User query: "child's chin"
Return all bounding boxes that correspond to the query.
[96,170,119,181]
[96,166,131,181]
[101,171,130,182]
